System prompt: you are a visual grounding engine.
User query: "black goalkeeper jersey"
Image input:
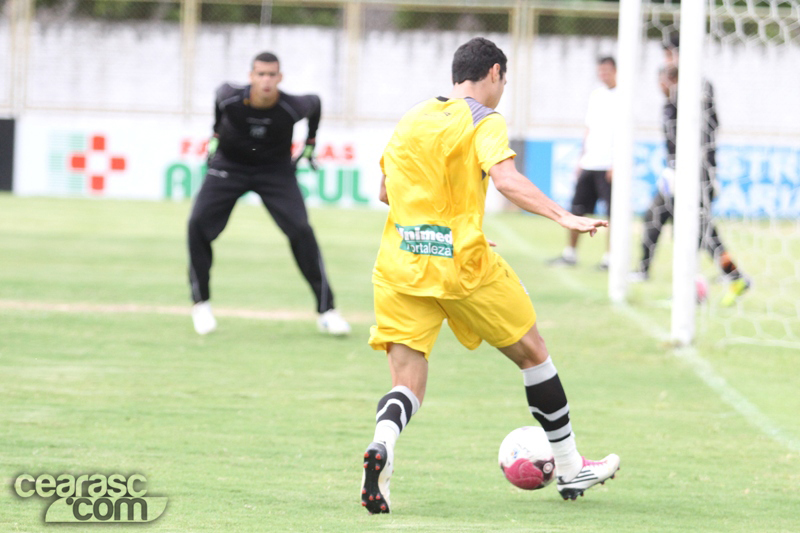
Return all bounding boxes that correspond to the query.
[210,83,321,169]
[663,80,718,170]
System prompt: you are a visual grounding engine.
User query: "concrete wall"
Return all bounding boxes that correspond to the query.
[1,21,797,143]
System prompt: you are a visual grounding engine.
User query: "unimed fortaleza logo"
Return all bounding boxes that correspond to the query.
[13,473,167,523]
[396,224,454,258]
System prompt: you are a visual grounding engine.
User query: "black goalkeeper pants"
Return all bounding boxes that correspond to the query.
[187,165,335,313]
[638,190,728,275]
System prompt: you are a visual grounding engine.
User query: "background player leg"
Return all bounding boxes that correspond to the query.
[632,190,673,282]
[699,203,750,305]
[548,170,598,267]
[362,343,425,514]
[187,172,247,334]
[499,324,620,500]
[596,170,613,270]
[255,171,350,335]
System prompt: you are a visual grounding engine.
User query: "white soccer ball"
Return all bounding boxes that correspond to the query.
[498,426,556,490]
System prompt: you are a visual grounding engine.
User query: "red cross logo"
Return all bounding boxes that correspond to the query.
[67,135,127,193]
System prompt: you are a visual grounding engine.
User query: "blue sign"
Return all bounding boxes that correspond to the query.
[715,145,800,218]
[524,139,800,218]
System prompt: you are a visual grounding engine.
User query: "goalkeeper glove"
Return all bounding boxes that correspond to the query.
[207,136,219,159]
[292,140,318,170]
[657,167,675,197]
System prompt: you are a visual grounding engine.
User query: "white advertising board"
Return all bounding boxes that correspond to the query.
[14,114,392,208]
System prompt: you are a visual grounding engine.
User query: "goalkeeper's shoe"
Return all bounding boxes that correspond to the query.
[720,276,751,307]
[191,301,217,335]
[627,270,649,283]
[318,309,351,336]
[361,442,392,514]
[557,454,620,501]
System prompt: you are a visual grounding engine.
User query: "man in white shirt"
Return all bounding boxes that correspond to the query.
[549,57,618,269]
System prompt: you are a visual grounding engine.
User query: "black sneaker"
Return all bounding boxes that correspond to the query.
[360,442,391,514]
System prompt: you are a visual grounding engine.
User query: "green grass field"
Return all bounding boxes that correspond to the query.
[1,194,798,532]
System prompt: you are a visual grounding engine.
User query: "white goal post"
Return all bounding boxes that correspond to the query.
[611,0,800,348]
[671,0,707,345]
[609,0,705,345]
[608,0,641,305]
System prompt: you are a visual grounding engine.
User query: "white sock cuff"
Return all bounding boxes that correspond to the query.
[390,385,420,416]
[374,420,400,450]
[375,419,400,437]
[521,357,558,387]
[551,434,582,480]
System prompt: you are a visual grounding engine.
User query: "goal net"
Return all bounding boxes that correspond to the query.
[630,0,800,348]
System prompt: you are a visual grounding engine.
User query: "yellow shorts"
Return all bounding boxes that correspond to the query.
[368,256,537,359]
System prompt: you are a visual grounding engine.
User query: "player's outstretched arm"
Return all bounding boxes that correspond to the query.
[489,158,607,236]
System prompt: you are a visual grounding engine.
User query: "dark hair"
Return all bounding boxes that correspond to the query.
[451,37,507,84]
[598,56,616,68]
[252,52,280,69]
[662,31,680,50]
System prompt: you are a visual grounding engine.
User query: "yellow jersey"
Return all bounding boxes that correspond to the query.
[373,96,516,299]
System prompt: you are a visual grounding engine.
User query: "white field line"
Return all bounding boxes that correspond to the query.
[486,217,800,453]
[0,299,374,324]
[614,302,800,453]
[484,217,594,296]
[717,336,800,350]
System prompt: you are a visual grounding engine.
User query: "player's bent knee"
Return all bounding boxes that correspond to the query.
[286,223,315,242]
[188,217,219,242]
[187,216,204,237]
[499,326,550,369]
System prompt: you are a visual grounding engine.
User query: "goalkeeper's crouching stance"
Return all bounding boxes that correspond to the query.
[360,37,620,514]
[187,51,350,336]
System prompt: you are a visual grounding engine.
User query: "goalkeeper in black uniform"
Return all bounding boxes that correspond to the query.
[631,62,750,306]
[187,51,350,335]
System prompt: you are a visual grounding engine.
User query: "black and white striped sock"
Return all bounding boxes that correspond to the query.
[373,385,420,451]
[522,357,582,481]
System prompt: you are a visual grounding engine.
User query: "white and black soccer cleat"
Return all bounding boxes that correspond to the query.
[557,454,620,501]
[360,442,392,514]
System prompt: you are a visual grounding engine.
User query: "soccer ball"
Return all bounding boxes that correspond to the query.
[695,274,709,303]
[498,426,555,490]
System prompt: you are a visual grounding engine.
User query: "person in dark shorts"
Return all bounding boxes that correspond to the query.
[187,51,350,335]
[549,57,618,269]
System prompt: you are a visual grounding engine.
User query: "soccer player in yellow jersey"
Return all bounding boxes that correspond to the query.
[360,38,620,514]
